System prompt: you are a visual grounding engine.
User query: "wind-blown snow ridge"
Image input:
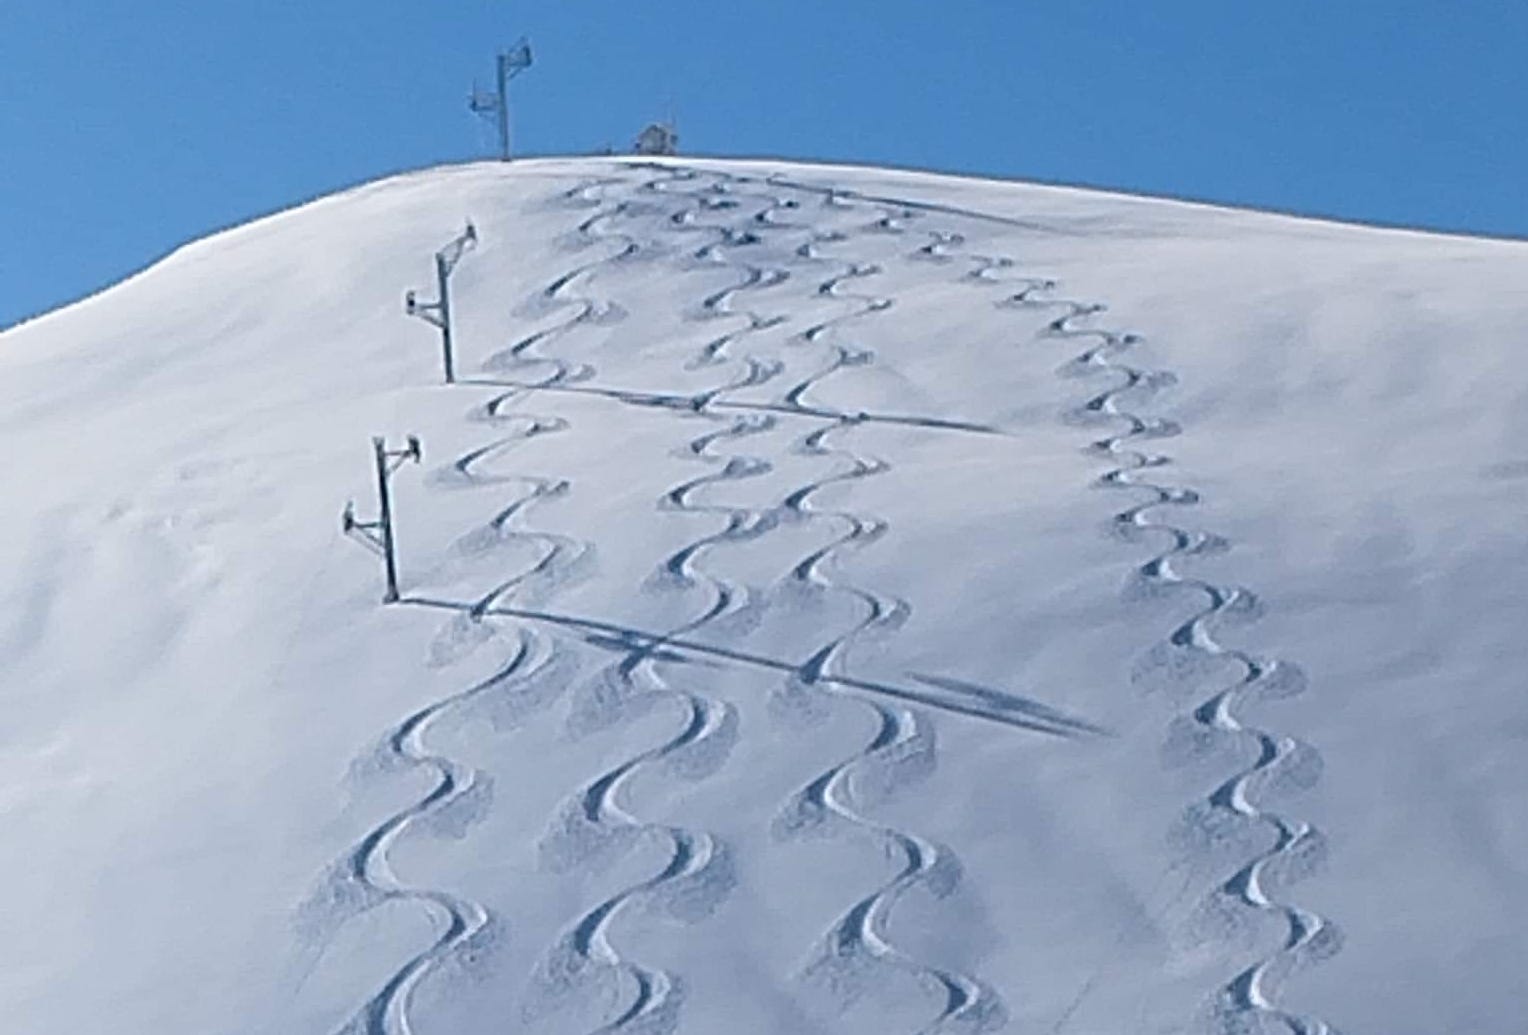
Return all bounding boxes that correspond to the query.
[986,273,1342,1033]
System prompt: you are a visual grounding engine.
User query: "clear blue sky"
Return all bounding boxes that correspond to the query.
[3,1,1525,328]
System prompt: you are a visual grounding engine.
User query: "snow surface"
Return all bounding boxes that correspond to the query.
[2,157,1526,1035]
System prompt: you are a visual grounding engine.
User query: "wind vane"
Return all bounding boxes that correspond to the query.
[469,38,533,161]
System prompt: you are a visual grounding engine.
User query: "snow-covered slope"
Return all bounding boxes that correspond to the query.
[3,157,1526,1035]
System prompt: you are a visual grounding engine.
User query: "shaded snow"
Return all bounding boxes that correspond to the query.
[2,157,1526,1034]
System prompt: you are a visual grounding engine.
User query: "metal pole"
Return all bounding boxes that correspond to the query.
[435,254,455,383]
[373,436,400,603]
[496,52,511,161]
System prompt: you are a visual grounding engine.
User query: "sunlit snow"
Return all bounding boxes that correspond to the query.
[2,157,1525,1035]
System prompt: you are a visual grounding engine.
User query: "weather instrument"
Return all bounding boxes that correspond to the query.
[342,436,423,603]
[469,38,533,161]
[404,222,478,383]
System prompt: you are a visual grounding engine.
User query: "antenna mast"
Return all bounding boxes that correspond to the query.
[469,38,533,161]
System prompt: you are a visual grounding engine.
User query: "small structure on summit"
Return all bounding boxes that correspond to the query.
[633,121,679,156]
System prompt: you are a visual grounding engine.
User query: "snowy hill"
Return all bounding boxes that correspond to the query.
[2,157,1526,1035]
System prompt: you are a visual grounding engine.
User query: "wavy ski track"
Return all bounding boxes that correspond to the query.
[332,626,565,1035]
[531,182,811,1035]
[632,162,903,364]
[536,703,730,1035]
[535,401,777,1035]
[532,177,962,1033]
[636,166,801,370]
[775,414,1004,1034]
[327,229,617,1032]
[479,174,660,394]
[735,210,1006,1033]
[329,441,585,1035]
[713,183,1008,1031]
[468,172,648,510]
[534,417,769,1035]
[451,429,592,622]
[986,273,1338,1032]
[784,185,897,354]
[759,171,1063,237]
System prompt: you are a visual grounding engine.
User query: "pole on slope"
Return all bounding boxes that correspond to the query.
[404,222,478,383]
[342,435,423,603]
[469,38,533,161]
[495,51,511,163]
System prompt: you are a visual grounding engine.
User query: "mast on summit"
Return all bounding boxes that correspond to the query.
[469,38,533,161]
